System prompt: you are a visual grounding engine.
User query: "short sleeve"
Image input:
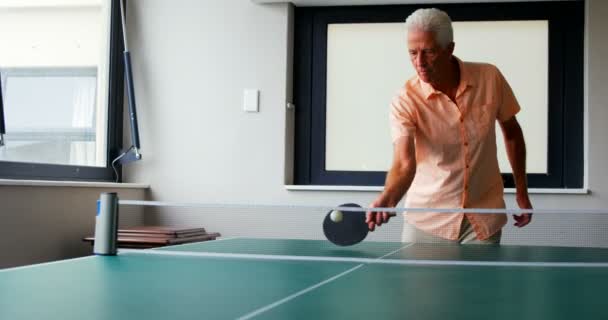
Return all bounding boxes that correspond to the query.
[389,90,417,143]
[494,66,521,122]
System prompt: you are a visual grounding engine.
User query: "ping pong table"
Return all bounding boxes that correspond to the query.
[2,238,608,320]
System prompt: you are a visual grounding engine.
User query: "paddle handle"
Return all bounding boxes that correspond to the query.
[368,212,397,217]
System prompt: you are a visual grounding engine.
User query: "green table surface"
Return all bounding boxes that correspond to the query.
[2,238,607,320]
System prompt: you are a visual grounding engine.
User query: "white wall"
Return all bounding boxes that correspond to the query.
[123,0,608,247]
[124,0,296,202]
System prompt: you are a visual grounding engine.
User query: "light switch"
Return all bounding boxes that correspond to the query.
[243,89,259,112]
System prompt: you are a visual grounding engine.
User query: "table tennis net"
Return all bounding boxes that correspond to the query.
[104,199,608,266]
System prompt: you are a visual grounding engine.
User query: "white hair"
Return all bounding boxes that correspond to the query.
[405,8,453,48]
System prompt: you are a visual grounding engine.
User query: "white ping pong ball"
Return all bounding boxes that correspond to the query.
[330,210,343,223]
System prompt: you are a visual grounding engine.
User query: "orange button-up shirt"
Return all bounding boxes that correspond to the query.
[389,57,520,240]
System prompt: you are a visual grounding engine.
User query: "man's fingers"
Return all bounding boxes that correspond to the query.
[375,212,383,225]
[520,214,532,227]
[513,214,523,226]
[366,212,376,231]
[382,212,389,223]
[513,214,532,227]
[367,210,396,231]
[368,221,376,231]
[365,212,373,224]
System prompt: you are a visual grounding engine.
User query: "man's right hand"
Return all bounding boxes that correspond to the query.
[366,136,415,231]
[366,196,396,231]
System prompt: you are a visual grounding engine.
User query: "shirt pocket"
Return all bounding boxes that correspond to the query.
[470,102,496,140]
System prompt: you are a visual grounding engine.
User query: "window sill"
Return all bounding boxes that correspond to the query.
[285,185,590,194]
[0,179,149,189]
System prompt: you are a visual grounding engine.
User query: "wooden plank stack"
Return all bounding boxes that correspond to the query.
[83,226,221,249]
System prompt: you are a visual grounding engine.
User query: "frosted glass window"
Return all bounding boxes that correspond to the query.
[325,21,548,174]
[1,69,98,166]
[0,0,110,167]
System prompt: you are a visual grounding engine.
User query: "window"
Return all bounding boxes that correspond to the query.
[1,68,98,166]
[0,0,126,181]
[293,1,584,189]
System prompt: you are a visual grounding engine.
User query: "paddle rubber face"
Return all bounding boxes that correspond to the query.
[323,203,368,246]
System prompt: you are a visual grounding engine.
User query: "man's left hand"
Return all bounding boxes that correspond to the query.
[513,195,533,228]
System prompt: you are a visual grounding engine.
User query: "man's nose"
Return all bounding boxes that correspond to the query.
[415,54,426,68]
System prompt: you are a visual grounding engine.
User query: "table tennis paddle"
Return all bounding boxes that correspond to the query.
[323,203,369,246]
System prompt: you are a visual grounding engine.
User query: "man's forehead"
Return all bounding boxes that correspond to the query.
[407,30,439,48]
[407,29,437,41]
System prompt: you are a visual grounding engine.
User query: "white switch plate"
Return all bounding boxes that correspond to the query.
[243,89,259,112]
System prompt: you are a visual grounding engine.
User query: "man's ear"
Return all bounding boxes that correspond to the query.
[447,41,455,55]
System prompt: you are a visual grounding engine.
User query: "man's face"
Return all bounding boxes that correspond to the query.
[407,29,454,84]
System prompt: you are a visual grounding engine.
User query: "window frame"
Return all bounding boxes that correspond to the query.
[0,0,125,182]
[293,1,584,189]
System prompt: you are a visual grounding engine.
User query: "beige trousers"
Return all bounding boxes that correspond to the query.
[403,217,502,245]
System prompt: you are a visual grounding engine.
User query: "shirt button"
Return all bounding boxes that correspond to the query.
[460,117,464,123]
[464,142,469,146]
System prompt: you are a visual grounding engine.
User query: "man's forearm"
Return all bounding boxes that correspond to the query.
[381,163,416,206]
[378,137,417,207]
[502,117,533,226]
[504,122,528,195]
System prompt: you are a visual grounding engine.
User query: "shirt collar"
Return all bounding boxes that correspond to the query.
[417,56,475,100]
